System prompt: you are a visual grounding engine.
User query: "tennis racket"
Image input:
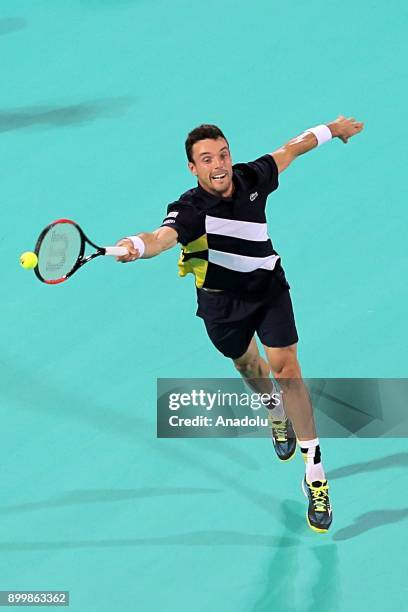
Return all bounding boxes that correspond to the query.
[34,218,128,284]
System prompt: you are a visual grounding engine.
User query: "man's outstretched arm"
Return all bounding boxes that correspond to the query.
[115,226,178,262]
[271,115,364,173]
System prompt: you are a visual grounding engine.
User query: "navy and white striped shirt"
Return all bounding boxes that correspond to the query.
[161,154,287,294]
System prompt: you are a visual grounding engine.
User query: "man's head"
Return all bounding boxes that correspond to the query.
[185,124,233,197]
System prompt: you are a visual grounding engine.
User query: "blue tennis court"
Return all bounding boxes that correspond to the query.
[3,1,408,610]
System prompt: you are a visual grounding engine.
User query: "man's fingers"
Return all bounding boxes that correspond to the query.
[130,249,140,261]
[335,115,364,141]
[114,238,140,263]
[350,121,364,136]
[115,247,137,262]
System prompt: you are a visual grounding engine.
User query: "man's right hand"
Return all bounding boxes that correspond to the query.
[114,227,178,262]
[115,238,141,263]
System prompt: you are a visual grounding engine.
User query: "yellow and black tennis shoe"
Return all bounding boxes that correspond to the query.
[302,477,333,533]
[268,414,297,461]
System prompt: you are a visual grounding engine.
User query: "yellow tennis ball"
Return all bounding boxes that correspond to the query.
[20,251,38,269]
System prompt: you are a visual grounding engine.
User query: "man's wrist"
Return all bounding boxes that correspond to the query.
[327,122,339,138]
[126,235,146,257]
[305,124,333,146]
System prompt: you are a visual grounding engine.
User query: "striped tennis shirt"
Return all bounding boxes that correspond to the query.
[160,154,286,294]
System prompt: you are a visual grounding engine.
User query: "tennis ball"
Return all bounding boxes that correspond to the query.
[20,251,38,269]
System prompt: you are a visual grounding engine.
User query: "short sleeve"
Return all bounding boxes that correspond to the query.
[246,154,279,195]
[160,201,195,245]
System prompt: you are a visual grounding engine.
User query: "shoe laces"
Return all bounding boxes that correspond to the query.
[269,418,288,443]
[309,482,329,513]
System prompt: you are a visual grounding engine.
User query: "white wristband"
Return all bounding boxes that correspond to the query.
[126,235,145,257]
[305,124,332,146]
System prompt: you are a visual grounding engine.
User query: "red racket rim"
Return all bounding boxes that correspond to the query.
[34,218,86,284]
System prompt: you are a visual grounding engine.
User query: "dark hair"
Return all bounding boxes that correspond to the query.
[185,124,228,163]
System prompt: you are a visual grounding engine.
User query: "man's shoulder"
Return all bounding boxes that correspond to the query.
[166,186,200,215]
[168,184,208,208]
[232,161,259,190]
[178,186,199,203]
[233,154,278,193]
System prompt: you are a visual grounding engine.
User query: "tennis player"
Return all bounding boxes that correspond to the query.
[116,115,363,533]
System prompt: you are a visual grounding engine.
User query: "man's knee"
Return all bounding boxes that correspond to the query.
[234,355,258,375]
[234,354,261,377]
[275,362,301,379]
[266,347,302,379]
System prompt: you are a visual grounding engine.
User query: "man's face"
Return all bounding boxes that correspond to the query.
[188,138,233,197]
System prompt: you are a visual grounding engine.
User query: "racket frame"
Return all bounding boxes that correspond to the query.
[34,218,111,284]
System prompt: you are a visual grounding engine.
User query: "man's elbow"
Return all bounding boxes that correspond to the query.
[270,148,295,173]
[152,227,178,254]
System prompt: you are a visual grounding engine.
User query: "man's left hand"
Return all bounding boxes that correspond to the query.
[328,115,364,143]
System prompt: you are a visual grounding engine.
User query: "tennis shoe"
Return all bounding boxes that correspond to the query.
[302,477,333,533]
[268,413,297,461]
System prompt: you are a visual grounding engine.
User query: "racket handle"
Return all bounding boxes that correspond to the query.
[104,246,128,257]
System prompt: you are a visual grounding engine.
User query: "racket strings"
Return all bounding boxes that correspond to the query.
[37,223,82,281]
[45,232,69,272]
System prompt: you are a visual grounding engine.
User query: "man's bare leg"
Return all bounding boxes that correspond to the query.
[233,336,286,419]
[263,342,332,532]
[262,343,316,440]
[233,336,274,396]
[233,336,293,459]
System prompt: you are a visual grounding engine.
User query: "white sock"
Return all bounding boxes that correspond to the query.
[299,437,326,483]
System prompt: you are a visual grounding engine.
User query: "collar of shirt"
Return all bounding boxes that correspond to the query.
[196,171,241,205]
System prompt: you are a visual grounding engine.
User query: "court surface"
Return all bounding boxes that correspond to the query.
[3,1,408,610]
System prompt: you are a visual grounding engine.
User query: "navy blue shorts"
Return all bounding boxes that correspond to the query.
[196,274,298,360]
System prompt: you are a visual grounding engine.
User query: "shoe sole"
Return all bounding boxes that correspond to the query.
[301,478,329,534]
